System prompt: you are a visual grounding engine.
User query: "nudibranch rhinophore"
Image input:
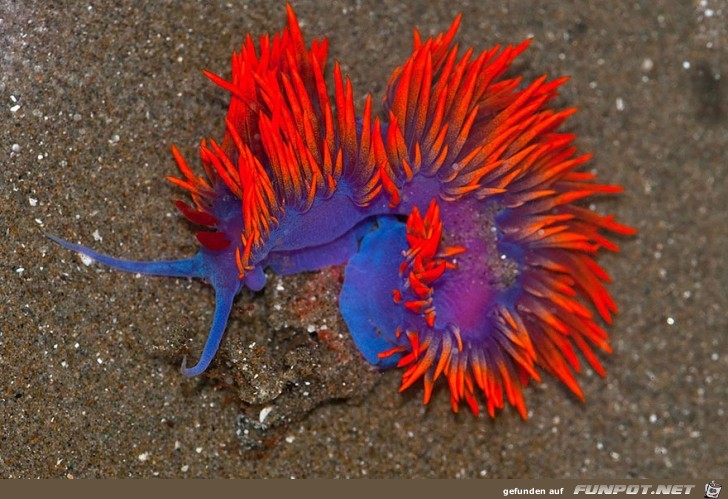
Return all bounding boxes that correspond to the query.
[50,5,635,418]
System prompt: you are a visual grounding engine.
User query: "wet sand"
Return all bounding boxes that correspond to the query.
[1,0,726,478]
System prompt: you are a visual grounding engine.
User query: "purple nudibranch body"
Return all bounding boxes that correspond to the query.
[50,5,635,417]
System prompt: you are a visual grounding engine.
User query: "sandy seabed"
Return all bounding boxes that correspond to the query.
[1,0,726,478]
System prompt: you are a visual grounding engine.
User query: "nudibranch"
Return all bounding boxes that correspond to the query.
[50,5,635,417]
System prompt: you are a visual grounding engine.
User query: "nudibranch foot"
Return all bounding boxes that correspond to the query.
[340,217,408,368]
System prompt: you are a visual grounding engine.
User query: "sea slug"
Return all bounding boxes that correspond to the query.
[50,5,635,417]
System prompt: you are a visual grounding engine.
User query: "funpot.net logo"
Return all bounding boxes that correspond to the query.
[573,484,696,495]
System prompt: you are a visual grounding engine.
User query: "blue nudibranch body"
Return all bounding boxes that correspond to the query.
[51,5,634,417]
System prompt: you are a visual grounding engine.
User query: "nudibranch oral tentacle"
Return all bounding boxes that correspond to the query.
[45,234,206,279]
[45,233,247,374]
[50,4,635,418]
